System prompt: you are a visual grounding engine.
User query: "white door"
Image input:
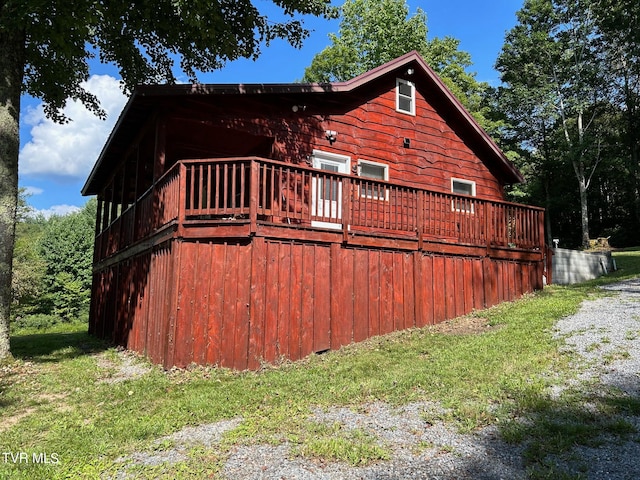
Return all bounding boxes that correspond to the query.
[311,151,350,229]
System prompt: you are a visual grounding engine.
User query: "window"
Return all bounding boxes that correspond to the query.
[452,178,475,196]
[396,78,416,115]
[451,178,476,213]
[358,159,389,200]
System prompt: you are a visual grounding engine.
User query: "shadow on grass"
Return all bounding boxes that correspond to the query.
[498,378,640,480]
[10,328,109,363]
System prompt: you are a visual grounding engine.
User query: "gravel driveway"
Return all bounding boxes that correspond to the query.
[117,278,640,479]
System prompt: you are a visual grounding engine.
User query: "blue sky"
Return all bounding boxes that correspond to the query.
[18,0,524,217]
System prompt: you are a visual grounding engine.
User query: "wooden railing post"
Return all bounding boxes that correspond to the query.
[177,163,187,236]
[249,159,259,234]
[342,177,351,242]
[538,210,546,251]
[546,245,554,286]
[485,202,493,250]
[416,190,424,250]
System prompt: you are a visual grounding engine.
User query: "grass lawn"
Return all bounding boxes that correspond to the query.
[2,249,640,479]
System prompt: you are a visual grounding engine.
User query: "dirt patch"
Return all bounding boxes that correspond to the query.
[427,316,501,335]
[96,350,152,383]
[0,407,37,434]
[0,362,70,433]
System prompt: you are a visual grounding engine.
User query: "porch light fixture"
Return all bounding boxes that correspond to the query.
[291,105,307,112]
[325,130,337,144]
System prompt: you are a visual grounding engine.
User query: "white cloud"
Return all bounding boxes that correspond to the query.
[19,75,128,181]
[21,185,44,196]
[28,204,82,220]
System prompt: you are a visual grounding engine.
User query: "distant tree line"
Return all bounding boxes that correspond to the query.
[495,0,640,249]
[11,192,95,330]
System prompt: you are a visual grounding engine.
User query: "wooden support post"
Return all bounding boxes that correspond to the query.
[342,177,351,243]
[152,118,167,234]
[132,146,141,239]
[416,190,424,250]
[413,251,425,326]
[118,166,127,247]
[538,210,546,251]
[177,163,187,238]
[545,246,553,287]
[153,118,166,182]
[485,202,493,251]
[94,198,103,264]
[249,159,259,234]
[109,178,118,227]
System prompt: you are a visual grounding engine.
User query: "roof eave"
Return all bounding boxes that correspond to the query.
[83,51,524,195]
[81,90,140,196]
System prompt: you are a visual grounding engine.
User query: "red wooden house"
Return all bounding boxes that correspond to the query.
[82,51,546,370]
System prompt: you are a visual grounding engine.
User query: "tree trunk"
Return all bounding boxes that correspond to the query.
[578,175,590,249]
[0,26,25,360]
[572,154,590,250]
[543,174,553,247]
[572,110,590,250]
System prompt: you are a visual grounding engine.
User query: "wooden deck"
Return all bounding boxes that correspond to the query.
[94,156,545,264]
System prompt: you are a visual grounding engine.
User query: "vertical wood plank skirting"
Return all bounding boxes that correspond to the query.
[300,244,316,358]
[368,250,381,337]
[313,243,331,354]
[91,236,544,370]
[248,237,267,370]
[353,249,370,343]
[164,239,180,368]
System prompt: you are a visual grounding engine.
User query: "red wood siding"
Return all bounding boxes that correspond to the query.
[91,236,545,369]
[89,242,177,365]
[159,81,506,204]
[324,87,505,199]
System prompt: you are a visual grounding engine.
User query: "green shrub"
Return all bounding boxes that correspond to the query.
[11,314,65,332]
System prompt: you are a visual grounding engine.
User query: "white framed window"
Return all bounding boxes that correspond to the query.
[451,178,476,213]
[396,78,416,115]
[358,159,389,200]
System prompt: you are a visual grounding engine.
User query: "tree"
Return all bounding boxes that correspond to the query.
[592,0,640,239]
[496,0,607,248]
[39,200,96,321]
[11,190,47,319]
[0,0,337,360]
[302,0,429,82]
[301,0,500,135]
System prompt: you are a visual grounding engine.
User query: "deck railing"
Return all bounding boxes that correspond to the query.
[95,157,545,261]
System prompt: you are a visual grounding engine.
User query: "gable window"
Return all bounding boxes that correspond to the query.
[358,159,389,200]
[451,178,476,213]
[396,78,416,115]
